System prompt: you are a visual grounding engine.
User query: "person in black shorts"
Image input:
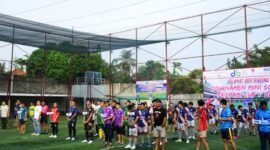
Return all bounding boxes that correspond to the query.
[82,99,95,144]
[167,103,175,132]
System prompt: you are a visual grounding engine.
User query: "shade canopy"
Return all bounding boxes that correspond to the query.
[0,13,162,53]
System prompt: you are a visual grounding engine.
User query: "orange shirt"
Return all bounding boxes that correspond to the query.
[51,107,60,123]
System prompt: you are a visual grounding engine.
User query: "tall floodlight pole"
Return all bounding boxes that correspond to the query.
[135,28,139,103]
[40,33,47,101]
[109,34,112,100]
[244,5,249,67]
[7,26,15,109]
[164,22,170,105]
[201,15,205,72]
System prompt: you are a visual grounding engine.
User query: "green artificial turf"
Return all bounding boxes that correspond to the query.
[0,117,260,150]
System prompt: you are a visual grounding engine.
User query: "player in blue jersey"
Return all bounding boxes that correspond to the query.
[125,103,139,150]
[174,101,189,144]
[219,99,237,150]
[237,105,248,137]
[208,104,217,134]
[138,102,151,147]
[248,103,256,136]
[66,100,78,141]
[255,100,270,150]
[187,102,196,140]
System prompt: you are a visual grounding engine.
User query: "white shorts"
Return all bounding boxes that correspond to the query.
[138,125,149,133]
[250,119,255,126]
[233,122,237,129]
[187,120,195,127]
[209,118,216,125]
[153,126,166,138]
[239,122,248,129]
[129,126,138,136]
[177,122,186,130]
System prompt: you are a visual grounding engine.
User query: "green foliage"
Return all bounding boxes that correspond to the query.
[227,46,270,69]
[0,62,5,74]
[171,76,202,94]
[18,49,108,82]
[112,50,135,83]
[139,60,165,81]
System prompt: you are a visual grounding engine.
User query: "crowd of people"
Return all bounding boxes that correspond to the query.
[0,98,270,150]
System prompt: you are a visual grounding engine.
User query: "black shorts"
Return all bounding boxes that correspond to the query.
[168,118,174,125]
[20,119,26,125]
[84,122,93,130]
[221,128,233,140]
[115,126,125,135]
[40,114,48,124]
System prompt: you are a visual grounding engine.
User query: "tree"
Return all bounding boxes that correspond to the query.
[188,69,202,79]
[139,60,165,81]
[14,56,28,70]
[171,76,202,94]
[23,49,109,82]
[171,62,182,78]
[0,62,5,74]
[227,46,270,69]
[112,50,135,83]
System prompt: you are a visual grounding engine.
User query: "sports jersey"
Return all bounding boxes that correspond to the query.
[208,108,217,119]
[51,107,59,122]
[127,110,139,128]
[187,107,196,121]
[198,107,208,131]
[102,106,113,124]
[19,107,27,120]
[176,107,187,123]
[84,106,94,123]
[97,107,103,125]
[41,105,49,115]
[255,108,270,132]
[231,108,238,119]
[137,108,150,127]
[220,107,233,129]
[248,108,256,118]
[29,105,35,117]
[114,108,124,127]
[167,107,175,119]
[14,104,20,116]
[240,109,248,123]
[68,106,78,123]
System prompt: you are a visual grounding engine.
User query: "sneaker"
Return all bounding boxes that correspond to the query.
[81,139,88,143]
[160,142,162,145]
[49,135,54,138]
[152,141,155,145]
[188,136,192,139]
[88,140,93,144]
[125,144,132,149]
[192,136,196,140]
[131,145,136,150]
[139,143,144,147]
[94,133,98,137]
[147,144,151,148]
[66,137,71,140]
[186,140,190,144]
[175,139,182,143]
[53,135,57,138]
[233,136,239,140]
[31,133,36,136]
[35,133,40,136]
[71,137,75,141]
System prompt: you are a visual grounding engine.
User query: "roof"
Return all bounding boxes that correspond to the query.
[0,13,163,53]
[12,68,26,76]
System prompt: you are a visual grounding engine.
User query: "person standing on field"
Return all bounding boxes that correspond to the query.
[32,101,42,136]
[1,101,9,129]
[49,102,59,138]
[196,100,209,150]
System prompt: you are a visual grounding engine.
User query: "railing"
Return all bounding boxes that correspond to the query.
[73,77,105,85]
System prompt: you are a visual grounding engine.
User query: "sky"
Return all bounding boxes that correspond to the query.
[0,0,269,75]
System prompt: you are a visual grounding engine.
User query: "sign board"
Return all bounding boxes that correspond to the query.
[203,67,270,99]
[136,80,167,100]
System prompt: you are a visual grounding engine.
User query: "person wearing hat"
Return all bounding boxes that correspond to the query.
[138,102,151,147]
[255,100,270,150]
[248,102,256,136]
[152,99,167,150]
[101,99,114,148]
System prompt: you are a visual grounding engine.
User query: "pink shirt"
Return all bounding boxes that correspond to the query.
[41,105,49,115]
